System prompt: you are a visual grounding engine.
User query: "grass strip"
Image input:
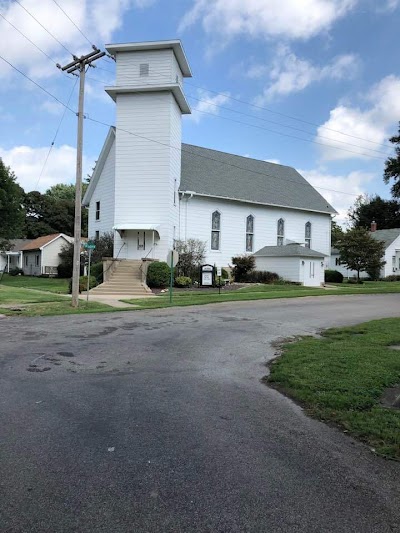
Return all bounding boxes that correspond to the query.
[266,318,400,459]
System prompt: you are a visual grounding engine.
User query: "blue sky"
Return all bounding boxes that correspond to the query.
[0,0,399,223]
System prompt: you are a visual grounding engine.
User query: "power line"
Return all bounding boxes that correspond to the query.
[0,53,370,200]
[0,11,58,65]
[35,77,79,190]
[50,0,94,47]
[187,94,389,157]
[186,81,391,149]
[187,98,387,161]
[14,0,74,56]
[86,116,360,198]
[0,53,75,112]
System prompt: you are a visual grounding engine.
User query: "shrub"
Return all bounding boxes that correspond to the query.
[245,270,280,283]
[346,278,363,284]
[175,239,206,280]
[68,275,97,293]
[8,267,24,276]
[231,255,255,282]
[175,276,192,288]
[90,262,103,283]
[146,261,170,288]
[383,274,400,281]
[324,270,344,283]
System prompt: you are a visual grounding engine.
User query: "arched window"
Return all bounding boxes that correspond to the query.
[305,222,311,248]
[277,218,285,246]
[246,215,254,252]
[211,211,221,250]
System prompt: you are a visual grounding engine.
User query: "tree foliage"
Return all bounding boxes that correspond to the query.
[175,239,206,280]
[331,220,344,247]
[231,255,255,282]
[90,232,114,263]
[0,158,24,239]
[348,194,400,230]
[336,228,386,281]
[384,122,400,198]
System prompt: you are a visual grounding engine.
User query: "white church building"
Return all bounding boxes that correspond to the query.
[83,40,336,288]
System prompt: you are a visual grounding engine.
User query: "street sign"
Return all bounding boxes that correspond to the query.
[83,241,96,250]
[167,250,179,268]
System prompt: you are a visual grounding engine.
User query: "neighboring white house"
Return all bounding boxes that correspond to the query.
[20,233,73,276]
[83,39,336,284]
[330,227,400,279]
[0,239,32,273]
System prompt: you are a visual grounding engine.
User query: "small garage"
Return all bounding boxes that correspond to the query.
[253,244,325,287]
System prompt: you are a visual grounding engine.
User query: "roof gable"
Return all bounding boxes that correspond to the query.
[180,144,336,215]
[21,233,70,251]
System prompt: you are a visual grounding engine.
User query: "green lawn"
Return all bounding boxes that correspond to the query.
[0,285,113,316]
[123,281,400,309]
[0,274,69,293]
[266,318,400,459]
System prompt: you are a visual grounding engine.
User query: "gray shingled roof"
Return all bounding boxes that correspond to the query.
[370,228,400,248]
[254,244,326,258]
[180,144,336,214]
[8,239,32,252]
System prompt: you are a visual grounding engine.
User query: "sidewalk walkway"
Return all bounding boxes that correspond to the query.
[80,292,153,308]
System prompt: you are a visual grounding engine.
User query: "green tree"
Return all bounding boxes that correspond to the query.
[384,123,400,198]
[336,228,386,282]
[331,220,344,247]
[46,182,88,201]
[175,238,206,280]
[0,158,24,239]
[348,194,400,230]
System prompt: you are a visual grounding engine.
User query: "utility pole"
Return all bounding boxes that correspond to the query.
[57,48,105,307]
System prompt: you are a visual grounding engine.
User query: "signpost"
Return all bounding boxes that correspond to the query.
[167,250,179,304]
[83,241,96,302]
[216,266,222,295]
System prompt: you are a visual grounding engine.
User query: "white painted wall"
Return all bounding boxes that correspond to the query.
[113,91,182,261]
[88,140,115,240]
[384,235,400,277]
[41,236,70,274]
[116,49,176,86]
[181,195,331,267]
[255,256,301,281]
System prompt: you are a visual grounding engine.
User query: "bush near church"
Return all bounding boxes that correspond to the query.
[231,255,255,282]
[68,275,98,293]
[324,270,344,283]
[146,261,171,288]
[175,276,192,288]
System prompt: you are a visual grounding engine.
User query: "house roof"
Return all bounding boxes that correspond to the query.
[331,228,400,254]
[180,144,336,215]
[370,228,400,248]
[83,131,337,215]
[254,244,326,258]
[21,233,70,251]
[7,239,33,252]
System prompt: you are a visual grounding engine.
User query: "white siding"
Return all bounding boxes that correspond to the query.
[22,251,41,276]
[255,257,301,282]
[88,140,115,240]
[383,235,400,277]
[41,237,70,274]
[116,49,176,86]
[114,92,182,261]
[181,195,331,267]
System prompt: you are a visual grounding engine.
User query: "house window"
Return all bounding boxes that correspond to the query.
[95,201,100,221]
[211,211,221,250]
[246,215,254,252]
[140,63,149,77]
[95,231,100,240]
[277,218,285,246]
[335,257,341,266]
[35,254,39,267]
[25,255,28,266]
[305,222,311,248]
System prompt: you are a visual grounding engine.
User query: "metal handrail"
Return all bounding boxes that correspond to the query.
[93,242,126,283]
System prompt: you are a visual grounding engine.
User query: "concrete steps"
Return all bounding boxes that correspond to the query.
[90,260,153,297]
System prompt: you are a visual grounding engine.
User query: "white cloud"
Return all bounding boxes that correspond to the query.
[179,0,357,42]
[252,45,358,103]
[316,75,400,160]
[375,0,399,12]
[0,0,153,81]
[301,168,375,223]
[0,144,94,192]
[188,90,231,123]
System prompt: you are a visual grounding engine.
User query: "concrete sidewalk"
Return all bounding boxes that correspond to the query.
[80,292,154,308]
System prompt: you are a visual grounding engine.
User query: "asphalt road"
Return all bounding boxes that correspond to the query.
[1,294,400,533]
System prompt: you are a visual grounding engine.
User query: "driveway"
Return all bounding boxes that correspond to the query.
[1,294,399,532]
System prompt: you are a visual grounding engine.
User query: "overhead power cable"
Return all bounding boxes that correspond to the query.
[14,0,74,56]
[0,53,372,200]
[35,77,79,190]
[50,0,94,47]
